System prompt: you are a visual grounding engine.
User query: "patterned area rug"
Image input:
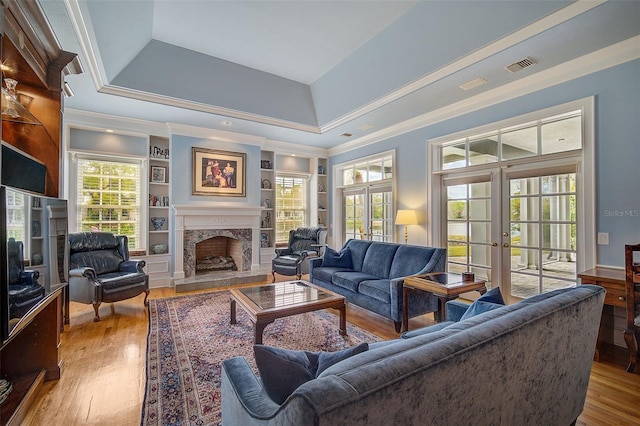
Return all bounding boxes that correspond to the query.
[141,290,381,425]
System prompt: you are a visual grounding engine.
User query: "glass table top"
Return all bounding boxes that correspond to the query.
[239,281,332,310]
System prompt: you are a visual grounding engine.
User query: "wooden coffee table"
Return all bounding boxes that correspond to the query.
[403,272,487,330]
[229,280,347,344]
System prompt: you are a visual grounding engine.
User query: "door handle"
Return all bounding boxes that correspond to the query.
[491,242,498,247]
[502,243,509,248]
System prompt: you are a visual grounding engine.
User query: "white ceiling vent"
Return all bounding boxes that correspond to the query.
[505,57,537,73]
[459,77,487,91]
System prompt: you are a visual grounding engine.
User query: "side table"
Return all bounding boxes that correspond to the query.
[403,272,487,331]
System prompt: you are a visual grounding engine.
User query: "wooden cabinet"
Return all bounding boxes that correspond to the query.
[0,1,79,422]
[1,0,81,197]
[578,267,638,372]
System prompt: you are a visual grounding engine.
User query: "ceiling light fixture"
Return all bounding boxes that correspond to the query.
[340,133,353,138]
[358,123,374,131]
[221,120,233,126]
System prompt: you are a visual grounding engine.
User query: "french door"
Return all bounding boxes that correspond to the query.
[344,185,393,242]
[443,163,578,303]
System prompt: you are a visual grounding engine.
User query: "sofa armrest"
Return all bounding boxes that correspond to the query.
[120,259,146,273]
[221,357,280,422]
[69,266,97,281]
[412,248,447,276]
[275,248,293,256]
[446,300,471,322]
[69,267,100,304]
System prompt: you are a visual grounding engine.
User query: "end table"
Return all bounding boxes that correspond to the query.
[403,272,487,331]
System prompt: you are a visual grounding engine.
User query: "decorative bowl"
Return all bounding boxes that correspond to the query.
[151,244,168,254]
[150,216,166,231]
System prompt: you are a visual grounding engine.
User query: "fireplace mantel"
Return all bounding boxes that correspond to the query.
[172,204,263,280]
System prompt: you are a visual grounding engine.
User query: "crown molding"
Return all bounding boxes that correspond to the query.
[318,0,605,133]
[167,123,266,146]
[263,139,329,158]
[329,35,640,157]
[64,108,170,136]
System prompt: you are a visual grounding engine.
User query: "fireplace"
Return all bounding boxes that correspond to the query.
[172,205,263,281]
[195,236,241,274]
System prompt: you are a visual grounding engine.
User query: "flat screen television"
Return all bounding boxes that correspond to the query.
[1,142,47,195]
[0,185,68,341]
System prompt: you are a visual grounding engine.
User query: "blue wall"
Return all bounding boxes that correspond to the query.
[330,59,640,267]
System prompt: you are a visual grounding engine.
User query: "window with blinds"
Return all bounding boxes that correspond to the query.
[75,157,142,248]
[6,189,26,242]
[275,174,308,243]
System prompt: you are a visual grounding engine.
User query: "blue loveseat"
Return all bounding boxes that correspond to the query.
[309,239,446,332]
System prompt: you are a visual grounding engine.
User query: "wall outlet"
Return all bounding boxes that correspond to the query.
[597,232,609,245]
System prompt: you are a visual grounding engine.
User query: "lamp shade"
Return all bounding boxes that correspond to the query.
[395,209,418,226]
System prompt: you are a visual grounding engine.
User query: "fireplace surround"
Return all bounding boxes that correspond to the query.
[173,205,263,282]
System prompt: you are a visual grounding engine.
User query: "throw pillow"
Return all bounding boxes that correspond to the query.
[459,286,506,321]
[254,343,368,404]
[322,246,353,268]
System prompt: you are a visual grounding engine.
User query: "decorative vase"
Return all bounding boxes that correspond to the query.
[32,253,43,265]
[150,217,166,231]
[151,244,168,254]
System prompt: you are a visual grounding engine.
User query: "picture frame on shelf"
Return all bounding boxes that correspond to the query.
[151,166,166,183]
[192,147,246,196]
[260,160,272,169]
[261,178,272,189]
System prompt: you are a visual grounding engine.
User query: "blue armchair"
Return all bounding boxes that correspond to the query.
[68,232,149,322]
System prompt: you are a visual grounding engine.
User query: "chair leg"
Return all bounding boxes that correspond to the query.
[272,271,277,283]
[143,289,150,307]
[92,302,101,322]
[394,321,402,333]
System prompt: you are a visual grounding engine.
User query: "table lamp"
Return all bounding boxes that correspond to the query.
[395,209,418,244]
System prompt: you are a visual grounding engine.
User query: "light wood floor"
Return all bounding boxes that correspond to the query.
[22,278,640,426]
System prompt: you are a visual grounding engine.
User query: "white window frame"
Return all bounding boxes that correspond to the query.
[68,151,146,250]
[275,172,309,244]
[333,150,396,248]
[428,97,595,271]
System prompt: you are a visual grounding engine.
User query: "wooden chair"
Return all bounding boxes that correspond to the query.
[624,243,640,373]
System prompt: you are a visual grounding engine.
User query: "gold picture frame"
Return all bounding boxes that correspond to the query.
[192,147,246,196]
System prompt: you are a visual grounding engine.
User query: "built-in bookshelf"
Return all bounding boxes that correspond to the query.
[146,136,171,286]
[260,152,275,251]
[317,158,329,231]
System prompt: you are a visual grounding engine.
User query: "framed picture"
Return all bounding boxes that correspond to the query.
[261,178,271,189]
[151,166,166,183]
[192,147,246,196]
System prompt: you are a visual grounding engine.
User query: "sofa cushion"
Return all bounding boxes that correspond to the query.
[97,271,147,290]
[322,246,353,268]
[358,280,391,303]
[361,244,399,279]
[254,343,368,404]
[70,249,124,276]
[312,266,353,283]
[459,286,505,320]
[389,245,437,279]
[343,239,373,271]
[332,271,379,293]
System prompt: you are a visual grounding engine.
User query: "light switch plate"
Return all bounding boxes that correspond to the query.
[597,232,609,245]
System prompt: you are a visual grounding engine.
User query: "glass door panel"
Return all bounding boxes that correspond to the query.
[505,172,577,300]
[344,186,392,242]
[445,179,494,283]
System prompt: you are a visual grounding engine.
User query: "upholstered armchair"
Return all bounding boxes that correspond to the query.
[272,227,327,282]
[69,232,149,322]
[7,238,45,319]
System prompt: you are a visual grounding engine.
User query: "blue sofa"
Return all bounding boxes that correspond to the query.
[309,239,446,332]
[221,285,605,425]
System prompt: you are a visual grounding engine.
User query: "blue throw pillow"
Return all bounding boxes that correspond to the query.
[459,286,505,320]
[254,343,368,404]
[322,246,353,268]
